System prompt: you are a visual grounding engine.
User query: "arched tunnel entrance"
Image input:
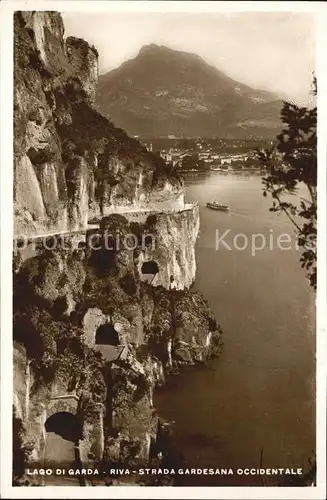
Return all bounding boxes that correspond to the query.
[45,411,82,441]
[44,412,82,470]
[95,323,120,346]
[141,260,159,284]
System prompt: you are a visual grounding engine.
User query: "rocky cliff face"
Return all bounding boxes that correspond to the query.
[13,217,223,484]
[14,12,183,237]
[116,203,199,290]
[13,11,223,486]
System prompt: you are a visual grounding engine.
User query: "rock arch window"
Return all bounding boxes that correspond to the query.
[44,412,82,470]
[141,261,159,274]
[45,412,82,442]
[141,260,159,284]
[95,323,120,346]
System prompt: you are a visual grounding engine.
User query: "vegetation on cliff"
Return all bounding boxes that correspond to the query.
[13,214,223,481]
[14,11,183,236]
[12,11,223,485]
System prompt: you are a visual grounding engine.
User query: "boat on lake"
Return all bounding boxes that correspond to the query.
[206,201,230,211]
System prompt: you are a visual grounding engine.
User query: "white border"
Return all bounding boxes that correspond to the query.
[1,1,326,499]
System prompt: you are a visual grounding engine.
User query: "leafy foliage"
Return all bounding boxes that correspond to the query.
[119,438,142,462]
[257,82,317,289]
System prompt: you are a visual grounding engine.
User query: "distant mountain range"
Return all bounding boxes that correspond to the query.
[95,44,283,139]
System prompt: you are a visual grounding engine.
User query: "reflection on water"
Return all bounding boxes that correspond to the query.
[155,172,315,486]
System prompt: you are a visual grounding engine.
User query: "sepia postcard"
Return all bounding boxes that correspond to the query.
[0,1,326,498]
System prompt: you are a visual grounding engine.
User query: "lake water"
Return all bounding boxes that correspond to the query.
[154,172,315,486]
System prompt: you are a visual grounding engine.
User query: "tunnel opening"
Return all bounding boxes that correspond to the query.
[141,261,159,274]
[45,411,82,442]
[44,411,82,472]
[95,323,120,346]
[141,260,159,284]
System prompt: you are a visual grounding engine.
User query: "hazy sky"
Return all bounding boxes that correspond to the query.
[62,11,316,105]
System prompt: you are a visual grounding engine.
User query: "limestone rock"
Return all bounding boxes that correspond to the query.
[14,11,184,238]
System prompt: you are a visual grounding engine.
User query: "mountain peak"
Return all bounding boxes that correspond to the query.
[96,45,282,139]
[139,43,164,53]
[138,43,180,58]
[138,43,202,61]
